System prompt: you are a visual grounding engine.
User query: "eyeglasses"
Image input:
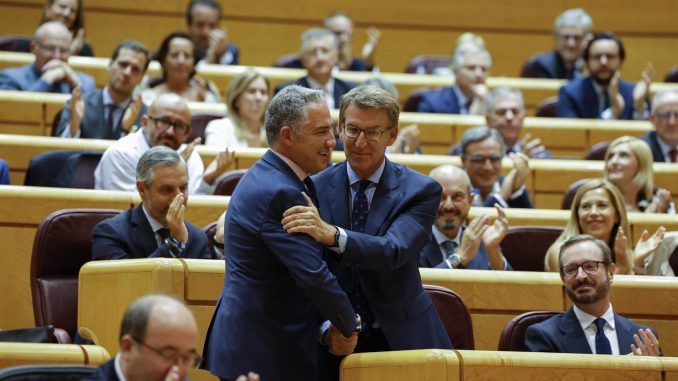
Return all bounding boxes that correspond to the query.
[465,153,502,165]
[148,116,191,135]
[654,110,678,120]
[343,125,390,141]
[558,33,584,43]
[131,336,202,369]
[560,260,607,278]
[35,41,69,55]
[492,108,524,118]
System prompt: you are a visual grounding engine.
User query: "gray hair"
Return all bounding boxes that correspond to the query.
[136,146,187,186]
[554,8,593,34]
[450,43,492,70]
[460,125,506,155]
[651,89,678,113]
[558,234,612,268]
[265,85,326,146]
[119,294,186,341]
[323,11,352,28]
[300,28,337,53]
[485,87,525,116]
[362,76,399,100]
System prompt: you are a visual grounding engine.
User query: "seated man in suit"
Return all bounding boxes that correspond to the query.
[186,0,239,65]
[85,294,258,381]
[642,89,678,163]
[524,8,592,80]
[275,28,356,110]
[461,126,533,209]
[92,146,219,260]
[0,21,95,94]
[420,164,510,270]
[525,234,662,356]
[281,86,452,381]
[0,159,8,185]
[556,32,653,120]
[56,40,149,139]
[417,43,491,115]
[94,93,232,194]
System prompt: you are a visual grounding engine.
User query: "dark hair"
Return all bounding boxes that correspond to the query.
[186,0,222,25]
[582,31,626,62]
[111,40,150,71]
[156,32,197,81]
[41,0,84,33]
[558,234,613,269]
[119,294,187,341]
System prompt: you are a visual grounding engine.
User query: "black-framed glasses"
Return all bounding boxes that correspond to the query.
[148,116,191,135]
[131,336,202,368]
[560,260,606,278]
[465,153,502,165]
[655,110,678,120]
[343,125,390,141]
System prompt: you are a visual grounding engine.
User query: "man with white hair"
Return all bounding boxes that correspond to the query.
[642,89,678,162]
[524,8,593,79]
[0,21,95,94]
[417,43,491,115]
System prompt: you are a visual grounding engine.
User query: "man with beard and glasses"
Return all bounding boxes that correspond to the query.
[420,165,510,270]
[525,234,662,356]
[556,32,653,120]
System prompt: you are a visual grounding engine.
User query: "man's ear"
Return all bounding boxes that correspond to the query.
[279,126,293,146]
[141,115,149,127]
[608,262,616,281]
[136,181,146,198]
[119,334,135,357]
[29,41,38,55]
[386,127,399,146]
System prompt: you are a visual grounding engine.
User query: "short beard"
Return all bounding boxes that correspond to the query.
[566,279,610,304]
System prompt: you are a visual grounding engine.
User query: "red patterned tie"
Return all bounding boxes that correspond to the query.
[670,148,678,163]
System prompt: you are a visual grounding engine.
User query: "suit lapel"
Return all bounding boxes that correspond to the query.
[559,308,593,354]
[130,205,160,257]
[364,160,399,235]
[326,163,351,229]
[614,313,634,354]
[85,90,107,139]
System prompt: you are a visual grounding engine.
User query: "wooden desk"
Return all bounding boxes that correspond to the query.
[0,343,109,368]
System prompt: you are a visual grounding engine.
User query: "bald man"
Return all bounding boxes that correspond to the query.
[0,21,95,94]
[420,164,510,270]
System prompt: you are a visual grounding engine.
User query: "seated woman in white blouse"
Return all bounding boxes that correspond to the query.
[205,69,270,148]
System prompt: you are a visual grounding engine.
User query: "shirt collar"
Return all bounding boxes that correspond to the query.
[307,76,335,93]
[347,159,385,187]
[656,133,678,156]
[573,303,616,332]
[432,224,462,245]
[271,149,309,182]
[114,353,128,381]
[141,204,166,233]
[103,86,132,108]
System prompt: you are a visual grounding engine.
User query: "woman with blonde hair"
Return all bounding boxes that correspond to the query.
[604,136,674,213]
[544,179,664,274]
[205,69,270,148]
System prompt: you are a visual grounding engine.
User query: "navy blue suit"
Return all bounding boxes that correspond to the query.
[82,358,118,381]
[0,159,9,185]
[641,131,669,163]
[202,150,356,381]
[419,229,511,270]
[527,50,580,80]
[473,177,534,209]
[417,86,462,114]
[313,159,452,379]
[91,205,216,260]
[274,76,356,109]
[284,57,369,71]
[0,63,96,95]
[556,77,636,119]
[525,307,659,355]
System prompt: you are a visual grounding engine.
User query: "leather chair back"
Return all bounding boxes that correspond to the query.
[535,96,558,117]
[519,55,541,78]
[63,152,102,189]
[190,114,223,143]
[424,284,474,349]
[213,169,247,196]
[31,209,122,339]
[669,245,678,276]
[273,53,302,68]
[584,141,610,161]
[403,88,432,112]
[0,35,31,52]
[0,365,97,380]
[404,55,450,74]
[561,178,594,210]
[498,311,559,351]
[500,226,564,271]
[665,66,678,83]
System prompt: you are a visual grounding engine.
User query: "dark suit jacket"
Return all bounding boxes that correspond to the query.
[91,205,216,260]
[528,50,580,80]
[285,57,369,71]
[82,358,119,381]
[0,63,96,94]
[641,131,668,163]
[314,159,452,351]
[473,176,534,209]
[417,86,462,114]
[201,150,356,381]
[556,77,636,120]
[525,307,659,355]
[0,159,9,185]
[419,228,512,270]
[55,88,147,139]
[274,76,356,108]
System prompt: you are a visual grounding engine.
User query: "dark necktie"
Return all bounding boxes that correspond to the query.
[594,318,612,355]
[107,104,120,137]
[669,148,678,163]
[303,177,318,207]
[602,92,611,113]
[442,240,458,262]
[157,227,170,241]
[347,179,375,335]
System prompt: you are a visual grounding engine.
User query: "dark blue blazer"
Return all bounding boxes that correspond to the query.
[314,159,452,350]
[473,177,534,209]
[525,307,659,354]
[91,205,216,260]
[556,77,636,120]
[0,63,96,95]
[0,159,9,185]
[82,358,118,381]
[529,50,580,80]
[274,76,356,109]
[55,88,147,139]
[419,229,511,270]
[641,131,668,163]
[201,150,356,381]
[417,86,462,114]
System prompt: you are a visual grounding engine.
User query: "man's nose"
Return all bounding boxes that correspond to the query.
[442,195,454,208]
[600,55,608,65]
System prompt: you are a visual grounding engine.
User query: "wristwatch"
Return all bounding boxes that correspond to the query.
[354,314,362,333]
[447,253,465,269]
[329,226,340,248]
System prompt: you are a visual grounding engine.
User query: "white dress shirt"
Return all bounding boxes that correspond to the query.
[572,304,620,355]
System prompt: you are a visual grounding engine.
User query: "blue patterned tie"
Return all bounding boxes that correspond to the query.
[442,240,458,262]
[348,179,375,335]
[594,318,612,354]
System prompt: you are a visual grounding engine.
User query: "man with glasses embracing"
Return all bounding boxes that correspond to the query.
[95,93,231,194]
[0,21,95,94]
[84,294,257,381]
[525,234,662,356]
[460,126,533,209]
